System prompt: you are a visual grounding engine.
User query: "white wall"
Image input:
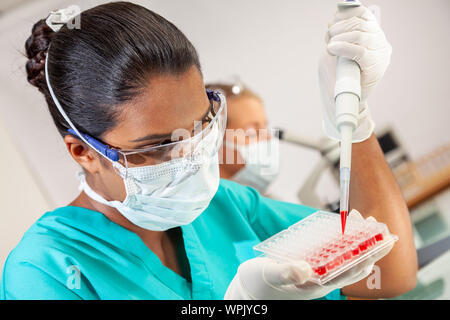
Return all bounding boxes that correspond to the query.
[1,0,449,267]
[0,116,51,268]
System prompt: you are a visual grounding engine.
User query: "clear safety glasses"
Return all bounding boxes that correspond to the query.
[67,90,227,176]
[115,90,227,169]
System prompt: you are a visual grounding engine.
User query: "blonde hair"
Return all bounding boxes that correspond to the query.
[205,83,261,102]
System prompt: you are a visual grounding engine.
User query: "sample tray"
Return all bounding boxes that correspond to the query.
[254,211,398,285]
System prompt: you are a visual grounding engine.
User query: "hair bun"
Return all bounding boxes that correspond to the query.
[25,19,54,90]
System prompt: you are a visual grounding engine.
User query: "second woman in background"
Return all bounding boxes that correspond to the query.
[206,82,279,195]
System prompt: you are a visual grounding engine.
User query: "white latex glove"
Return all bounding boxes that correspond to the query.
[224,210,394,300]
[319,4,392,142]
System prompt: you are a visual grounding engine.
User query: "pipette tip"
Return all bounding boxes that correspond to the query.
[340,210,348,235]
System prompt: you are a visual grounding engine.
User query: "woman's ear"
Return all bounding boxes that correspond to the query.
[64,134,103,174]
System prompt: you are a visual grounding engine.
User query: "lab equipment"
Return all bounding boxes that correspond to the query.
[319,1,392,233]
[319,0,391,141]
[391,249,450,300]
[225,232,384,300]
[410,187,450,252]
[417,234,450,268]
[319,0,381,145]
[254,210,398,285]
[334,0,363,234]
[393,143,450,209]
[277,127,410,211]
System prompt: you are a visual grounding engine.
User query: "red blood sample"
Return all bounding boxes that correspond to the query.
[340,210,348,234]
[315,266,327,275]
[352,247,360,256]
[343,251,352,261]
[311,228,385,279]
[326,261,336,270]
[359,241,368,251]
[334,256,344,267]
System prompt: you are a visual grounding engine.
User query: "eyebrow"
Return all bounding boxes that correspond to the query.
[131,132,173,143]
[129,100,213,145]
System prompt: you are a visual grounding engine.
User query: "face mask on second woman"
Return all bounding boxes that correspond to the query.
[230,136,280,193]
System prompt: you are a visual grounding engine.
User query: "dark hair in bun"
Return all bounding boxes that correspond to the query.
[24,1,201,139]
[25,19,54,91]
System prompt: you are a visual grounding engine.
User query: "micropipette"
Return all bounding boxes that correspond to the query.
[335,0,362,234]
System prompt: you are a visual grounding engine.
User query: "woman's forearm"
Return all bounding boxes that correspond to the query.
[341,134,418,298]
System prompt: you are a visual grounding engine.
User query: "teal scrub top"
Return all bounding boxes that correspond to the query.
[1,179,344,300]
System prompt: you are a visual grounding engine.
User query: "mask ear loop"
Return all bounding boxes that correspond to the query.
[45,46,127,178]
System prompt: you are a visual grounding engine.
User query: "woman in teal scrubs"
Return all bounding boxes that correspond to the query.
[1,2,417,300]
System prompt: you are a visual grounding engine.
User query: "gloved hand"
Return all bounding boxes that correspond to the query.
[319,4,392,142]
[224,210,394,300]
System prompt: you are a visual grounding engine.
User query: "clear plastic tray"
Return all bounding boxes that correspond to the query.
[253,210,398,285]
